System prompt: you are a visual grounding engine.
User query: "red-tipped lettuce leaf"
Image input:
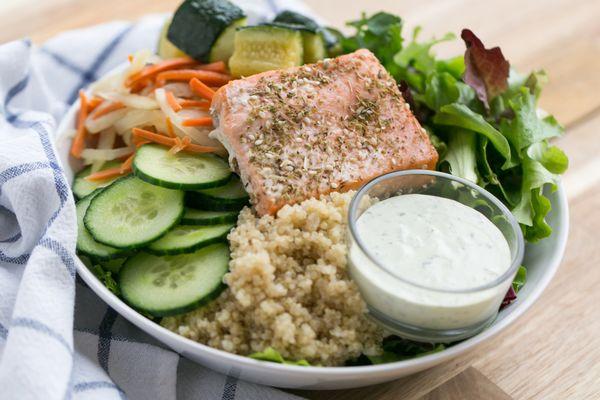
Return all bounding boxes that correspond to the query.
[461,29,510,109]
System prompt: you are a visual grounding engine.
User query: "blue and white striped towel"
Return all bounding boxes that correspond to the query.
[0,1,316,399]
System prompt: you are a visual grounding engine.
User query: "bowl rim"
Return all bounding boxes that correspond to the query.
[347,169,525,294]
[57,70,570,377]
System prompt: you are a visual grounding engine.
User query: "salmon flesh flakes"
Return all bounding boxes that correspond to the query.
[210,49,438,216]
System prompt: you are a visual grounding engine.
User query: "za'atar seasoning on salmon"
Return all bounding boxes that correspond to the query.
[210,49,438,215]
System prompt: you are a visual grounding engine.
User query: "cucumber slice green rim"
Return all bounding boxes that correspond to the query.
[146,223,234,255]
[186,175,249,211]
[133,144,232,190]
[76,190,130,260]
[119,243,230,317]
[181,208,239,225]
[72,161,122,199]
[84,175,184,250]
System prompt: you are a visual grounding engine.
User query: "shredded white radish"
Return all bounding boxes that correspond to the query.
[155,88,224,153]
[163,82,195,98]
[114,109,164,134]
[81,147,134,164]
[99,92,159,110]
[85,109,128,133]
[90,129,117,172]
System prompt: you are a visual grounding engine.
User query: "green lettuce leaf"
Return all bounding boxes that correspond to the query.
[249,347,311,366]
[513,266,527,293]
[499,88,563,151]
[441,129,479,183]
[367,337,445,365]
[434,103,514,168]
[90,264,120,296]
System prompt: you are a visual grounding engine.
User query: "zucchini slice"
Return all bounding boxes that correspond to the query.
[133,144,231,190]
[209,18,247,63]
[229,25,303,77]
[273,10,320,31]
[76,191,129,260]
[186,175,249,211]
[119,243,229,316]
[72,161,122,199]
[167,0,246,62]
[84,175,184,249]
[181,208,239,225]
[157,17,187,59]
[273,11,329,62]
[146,223,233,255]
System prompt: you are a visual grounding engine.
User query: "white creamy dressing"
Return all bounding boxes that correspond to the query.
[349,194,514,330]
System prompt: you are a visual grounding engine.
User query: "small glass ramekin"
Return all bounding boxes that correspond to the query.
[347,170,525,343]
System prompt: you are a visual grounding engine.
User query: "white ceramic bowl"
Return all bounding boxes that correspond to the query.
[55,93,569,390]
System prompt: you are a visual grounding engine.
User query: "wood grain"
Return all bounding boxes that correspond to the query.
[1,0,599,399]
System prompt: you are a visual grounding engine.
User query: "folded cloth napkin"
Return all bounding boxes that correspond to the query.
[0,1,317,399]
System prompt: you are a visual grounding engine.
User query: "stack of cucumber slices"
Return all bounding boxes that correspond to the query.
[75,144,249,317]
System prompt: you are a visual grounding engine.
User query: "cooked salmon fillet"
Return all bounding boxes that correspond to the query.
[210,49,438,216]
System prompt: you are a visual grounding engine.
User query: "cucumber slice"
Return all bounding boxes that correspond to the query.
[229,25,303,77]
[157,17,187,59]
[72,161,122,199]
[76,191,129,260]
[209,18,247,63]
[120,243,229,316]
[133,144,231,190]
[147,223,233,255]
[84,176,184,249]
[181,208,239,225]
[186,175,249,211]
[167,0,245,62]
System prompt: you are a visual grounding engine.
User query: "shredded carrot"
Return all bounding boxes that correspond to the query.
[125,56,197,88]
[178,99,210,110]
[168,137,183,155]
[155,70,231,87]
[165,117,176,138]
[185,142,218,154]
[120,153,135,173]
[92,101,125,120]
[130,78,151,94]
[169,136,193,155]
[189,78,215,101]
[88,96,104,111]
[165,91,183,112]
[182,117,213,127]
[70,90,89,158]
[196,61,227,73]
[85,166,129,182]
[132,128,217,153]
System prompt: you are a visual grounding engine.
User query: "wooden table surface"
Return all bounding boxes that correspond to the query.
[1,0,598,398]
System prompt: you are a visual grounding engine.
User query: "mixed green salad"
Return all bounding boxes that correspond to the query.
[74,0,568,367]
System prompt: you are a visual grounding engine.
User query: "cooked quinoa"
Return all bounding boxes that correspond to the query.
[161,191,384,366]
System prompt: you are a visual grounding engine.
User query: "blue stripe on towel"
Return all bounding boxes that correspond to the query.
[67,25,133,104]
[221,375,238,400]
[73,381,126,399]
[11,317,73,354]
[0,162,51,188]
[39,48,87,76]
[97,307,119,372]
[39,237,76,279]
[0,322,8,339]
[0,250,29,264]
